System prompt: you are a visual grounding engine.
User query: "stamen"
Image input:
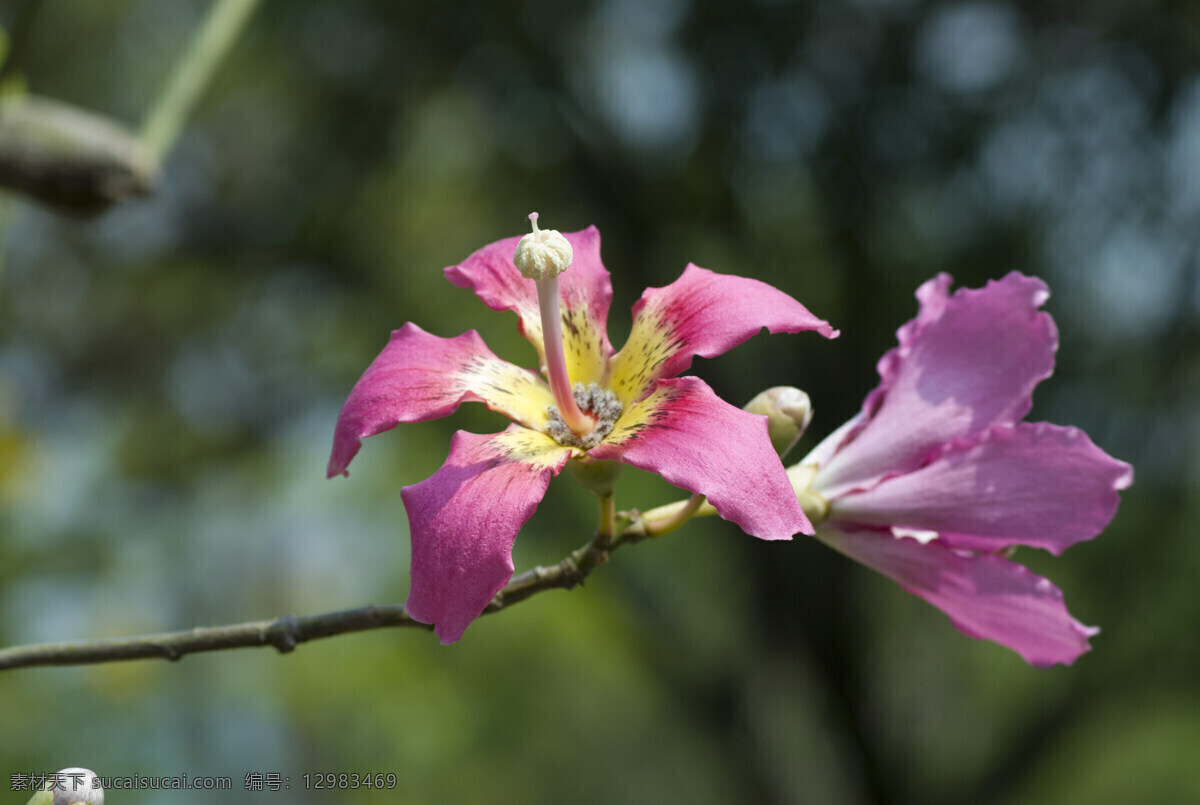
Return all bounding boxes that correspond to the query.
[545,383,623,449]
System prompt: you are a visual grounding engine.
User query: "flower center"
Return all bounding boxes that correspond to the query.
[545,383,623,449]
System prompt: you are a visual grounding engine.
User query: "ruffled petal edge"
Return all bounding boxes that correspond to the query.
[606,265,837,407]
[328,323,554,477]
[817,527,1099,667]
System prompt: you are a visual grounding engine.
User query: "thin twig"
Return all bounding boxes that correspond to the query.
[0,516,649,672]
[0,606,431,670]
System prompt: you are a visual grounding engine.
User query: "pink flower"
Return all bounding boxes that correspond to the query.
[329,221,837,643]
[793,273,1132,666]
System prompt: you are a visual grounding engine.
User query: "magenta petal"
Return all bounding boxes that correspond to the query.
[327,323,554,477]
[443,226,615,378]
[817,272,1058,496]
[829,423,1134,555]
[819,528,1098,666]
[607,265,838,405]
[590,376,810,539]
[402,427,574,643]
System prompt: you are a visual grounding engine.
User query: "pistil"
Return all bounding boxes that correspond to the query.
[514,212,594,435]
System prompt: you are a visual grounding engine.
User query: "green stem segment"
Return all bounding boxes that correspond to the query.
[140,0,263,163]
[598,494,617,541]
[643,493,709,537]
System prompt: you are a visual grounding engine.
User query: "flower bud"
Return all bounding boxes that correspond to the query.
[744,386,813,458]
[786,462,829,526]
[513,212,573,280]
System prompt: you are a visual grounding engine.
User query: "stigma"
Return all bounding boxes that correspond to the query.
[514,212,574,280]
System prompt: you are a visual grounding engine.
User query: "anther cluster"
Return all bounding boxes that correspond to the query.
[545,383,623,448]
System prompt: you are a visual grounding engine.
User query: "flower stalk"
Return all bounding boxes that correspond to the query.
[597,494,617,541]
[642,493,713,537]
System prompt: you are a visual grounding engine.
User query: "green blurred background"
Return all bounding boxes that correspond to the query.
[0,0,1194,802]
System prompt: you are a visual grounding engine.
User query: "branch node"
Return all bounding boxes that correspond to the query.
[266,614,300,654]
[558,555,586,590]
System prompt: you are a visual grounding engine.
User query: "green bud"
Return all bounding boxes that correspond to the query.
[0,94,156,216]
[786,463,829,526]
[744,386,812,459]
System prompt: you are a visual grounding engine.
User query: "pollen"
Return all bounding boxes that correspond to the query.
[545,383,623,449]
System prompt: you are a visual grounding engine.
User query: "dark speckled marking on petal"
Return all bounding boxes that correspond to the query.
[601,384,685,447]
[450,352,555,430]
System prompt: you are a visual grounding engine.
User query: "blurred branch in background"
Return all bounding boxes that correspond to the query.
[0,95,155,216]
[0,0,260,215]
[0,514,645,671]
[139,0,263,165]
